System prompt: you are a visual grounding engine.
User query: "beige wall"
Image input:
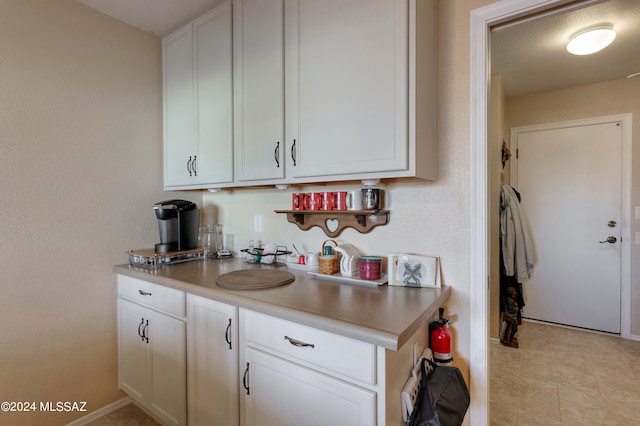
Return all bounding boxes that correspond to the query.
[0,0,498,424]
[496,77,640,337]
[488,74,506,339]
[0,1,198,424]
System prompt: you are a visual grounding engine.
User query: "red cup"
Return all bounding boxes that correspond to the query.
[321,192,335,210]
[306,192,323,211]
[292,193,306,210]
[335,191,347,210]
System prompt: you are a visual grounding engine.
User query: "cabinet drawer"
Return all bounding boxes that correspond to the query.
[243,310,376,385]
[117,275,185,317]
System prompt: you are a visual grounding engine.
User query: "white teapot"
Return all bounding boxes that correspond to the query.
[334,244,361,277]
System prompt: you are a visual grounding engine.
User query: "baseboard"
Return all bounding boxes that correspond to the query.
[66,396,132,426]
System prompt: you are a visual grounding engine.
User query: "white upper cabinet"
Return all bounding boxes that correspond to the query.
[163,1,233,189]
[233,0,286,182]
[286,0,411,179]
[163,0,435,189]
[237,0,434,186]
[164,25,195,187]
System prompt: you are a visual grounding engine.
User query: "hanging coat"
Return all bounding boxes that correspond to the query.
[500,185,535,283]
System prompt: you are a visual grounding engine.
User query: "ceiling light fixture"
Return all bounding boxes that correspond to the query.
[567,24,616,55]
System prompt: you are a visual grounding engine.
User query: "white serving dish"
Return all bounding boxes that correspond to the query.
[307,271,388,286]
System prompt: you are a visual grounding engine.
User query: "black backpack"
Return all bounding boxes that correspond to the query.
[409,358,470,426]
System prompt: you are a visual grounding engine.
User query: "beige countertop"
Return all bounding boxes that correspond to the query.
[113,258,451,351]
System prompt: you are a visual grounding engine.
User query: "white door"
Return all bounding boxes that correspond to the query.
[187,294,238,426]
[241,347,376,426]
[512,118,624,333]
[148,309,187,426]
[163,25,196,187]
[118,299,149,402]
[285,0,408,178]
[193,3,233,185]
[233,0,285,182]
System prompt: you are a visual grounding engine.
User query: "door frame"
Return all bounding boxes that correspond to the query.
[469,0,616,424]
[510,114,632,334]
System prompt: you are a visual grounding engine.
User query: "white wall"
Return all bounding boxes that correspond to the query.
[0,1,198,424]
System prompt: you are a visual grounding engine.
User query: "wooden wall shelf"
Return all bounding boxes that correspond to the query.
[274,210,390,237]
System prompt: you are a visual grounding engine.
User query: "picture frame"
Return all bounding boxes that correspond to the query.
[388,253,440,287]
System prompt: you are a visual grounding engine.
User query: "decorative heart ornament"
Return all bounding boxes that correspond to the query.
[325,218,339,233]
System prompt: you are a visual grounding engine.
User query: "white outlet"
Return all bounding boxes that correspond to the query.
[254,215,263,233]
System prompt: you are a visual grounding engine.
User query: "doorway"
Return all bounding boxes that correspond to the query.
[470,1,634,424]
[511,115,631,334]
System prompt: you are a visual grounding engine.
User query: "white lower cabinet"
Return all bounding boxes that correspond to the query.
[187,294,239,426]
[118,297,187,426]
[240,309,378,426]
[242,347,376,426]
[117,276,424,426]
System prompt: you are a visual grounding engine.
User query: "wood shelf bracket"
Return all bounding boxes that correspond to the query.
[274,210,390,238]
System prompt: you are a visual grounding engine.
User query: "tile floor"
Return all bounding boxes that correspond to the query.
[84,402,160,426]
[490,320,640,425]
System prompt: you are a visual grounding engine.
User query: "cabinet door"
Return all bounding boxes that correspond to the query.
[118,299,149,403]
[148,309,187,426]
[193,3,234,185]
[163,25,196,187]
[286,0,408,178]
[187,295,238,426]
[242,348,376,426]
[234,0,285,182]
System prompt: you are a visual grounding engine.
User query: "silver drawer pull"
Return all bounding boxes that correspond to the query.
[284,335,315,348]
[138,290,152,296]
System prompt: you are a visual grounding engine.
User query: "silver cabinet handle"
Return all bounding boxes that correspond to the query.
[284,335,315,348]
[599,236,617,244]
[192,155,197,176]
[242,362,250,395]
[225,318,232,350]
[291,139,297,166]
[274,142,280,168]
[187,156,193,176]
[142,320,149,344]
[138,318,145,340]
[138,290,152,296]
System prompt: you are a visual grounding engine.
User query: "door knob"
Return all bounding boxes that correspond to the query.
[599,236,617,244]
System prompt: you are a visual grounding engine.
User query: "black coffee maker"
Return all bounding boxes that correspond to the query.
[153,200,200,253]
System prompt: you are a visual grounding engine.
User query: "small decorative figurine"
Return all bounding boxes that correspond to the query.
[501,286,519,348]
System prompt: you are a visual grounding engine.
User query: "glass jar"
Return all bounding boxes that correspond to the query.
[201,224,223,257]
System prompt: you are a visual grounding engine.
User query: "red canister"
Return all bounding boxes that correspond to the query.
[359,256,382,280]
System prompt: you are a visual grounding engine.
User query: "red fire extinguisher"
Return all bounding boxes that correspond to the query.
[429,307,453,365]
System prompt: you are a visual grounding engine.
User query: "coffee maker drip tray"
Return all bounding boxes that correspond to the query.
[127,248,206,270]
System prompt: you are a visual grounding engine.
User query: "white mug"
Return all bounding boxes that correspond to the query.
[345,190,363,211]
[305,252,319,266]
